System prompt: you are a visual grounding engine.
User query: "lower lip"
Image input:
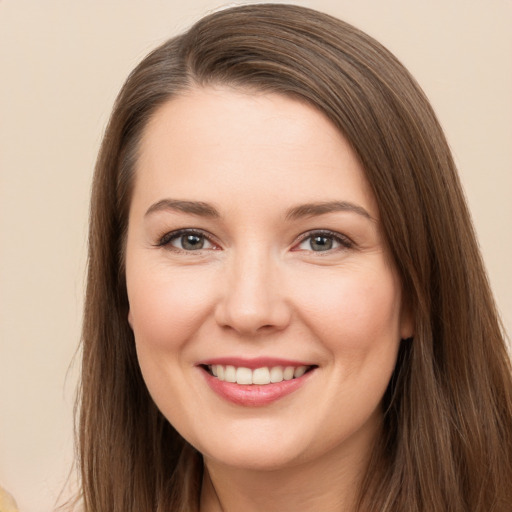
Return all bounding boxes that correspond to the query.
[202,369,313,407]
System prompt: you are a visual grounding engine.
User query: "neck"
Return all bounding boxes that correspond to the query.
[199,424,380,512]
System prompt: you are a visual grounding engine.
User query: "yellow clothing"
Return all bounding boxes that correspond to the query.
[0,486,19,512]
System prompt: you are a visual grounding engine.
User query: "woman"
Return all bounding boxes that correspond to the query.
[77,4,512,511]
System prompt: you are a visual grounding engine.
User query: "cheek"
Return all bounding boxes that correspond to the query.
[127,264,216,352]
[126,264,218,424]
[293,263,402,353]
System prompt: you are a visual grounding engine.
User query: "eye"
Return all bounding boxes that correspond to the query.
[158,229,217,252]
[294,230,352,252]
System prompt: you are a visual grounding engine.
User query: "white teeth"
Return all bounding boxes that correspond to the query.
[269,366,284,383]
[209,364,312,385]
[224,365,236,383]
[252,367,271,385]
[236,367,253,385]
[283,366,295,380]
[294,366,307,378]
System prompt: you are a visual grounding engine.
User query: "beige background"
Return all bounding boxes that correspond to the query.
[1,1,511,510]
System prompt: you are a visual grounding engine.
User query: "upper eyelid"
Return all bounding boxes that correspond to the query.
[295,229,353,245]
[157,228,218,247]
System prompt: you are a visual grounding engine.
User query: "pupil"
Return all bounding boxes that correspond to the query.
[311,236,332,251]
[182,234,204,250]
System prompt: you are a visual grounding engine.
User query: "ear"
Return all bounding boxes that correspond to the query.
[399,303,414,340]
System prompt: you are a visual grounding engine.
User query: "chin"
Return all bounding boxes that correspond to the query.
[196,428,312,472]
[204,446,306,472]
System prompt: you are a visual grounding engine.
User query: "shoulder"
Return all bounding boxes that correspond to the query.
[0,486,19,512]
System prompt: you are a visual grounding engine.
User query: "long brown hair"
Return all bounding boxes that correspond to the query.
[78,4,512,511]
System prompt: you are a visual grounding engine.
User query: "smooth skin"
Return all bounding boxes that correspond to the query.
[125,87,413,512]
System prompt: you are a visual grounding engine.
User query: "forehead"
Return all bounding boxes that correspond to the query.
[134,86,378,218]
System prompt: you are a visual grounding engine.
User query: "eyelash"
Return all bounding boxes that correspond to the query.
[156,229,218,252]
[156,228,354,253]
[294,230,354,252]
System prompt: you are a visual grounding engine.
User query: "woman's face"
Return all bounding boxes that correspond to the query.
[126,87,412,471]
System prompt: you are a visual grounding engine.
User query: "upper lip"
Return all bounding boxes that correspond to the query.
[196,357,316,370]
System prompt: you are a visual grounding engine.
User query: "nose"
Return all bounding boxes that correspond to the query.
[214,249,292,335]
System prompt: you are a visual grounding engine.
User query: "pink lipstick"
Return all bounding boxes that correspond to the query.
[197,357,316,406]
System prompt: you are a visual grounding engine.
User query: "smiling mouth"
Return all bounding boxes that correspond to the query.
[203,364,316,385]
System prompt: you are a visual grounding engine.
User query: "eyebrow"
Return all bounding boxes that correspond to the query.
[145,199,220,218]
[285,201,375,222]
[144,198,374,222]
